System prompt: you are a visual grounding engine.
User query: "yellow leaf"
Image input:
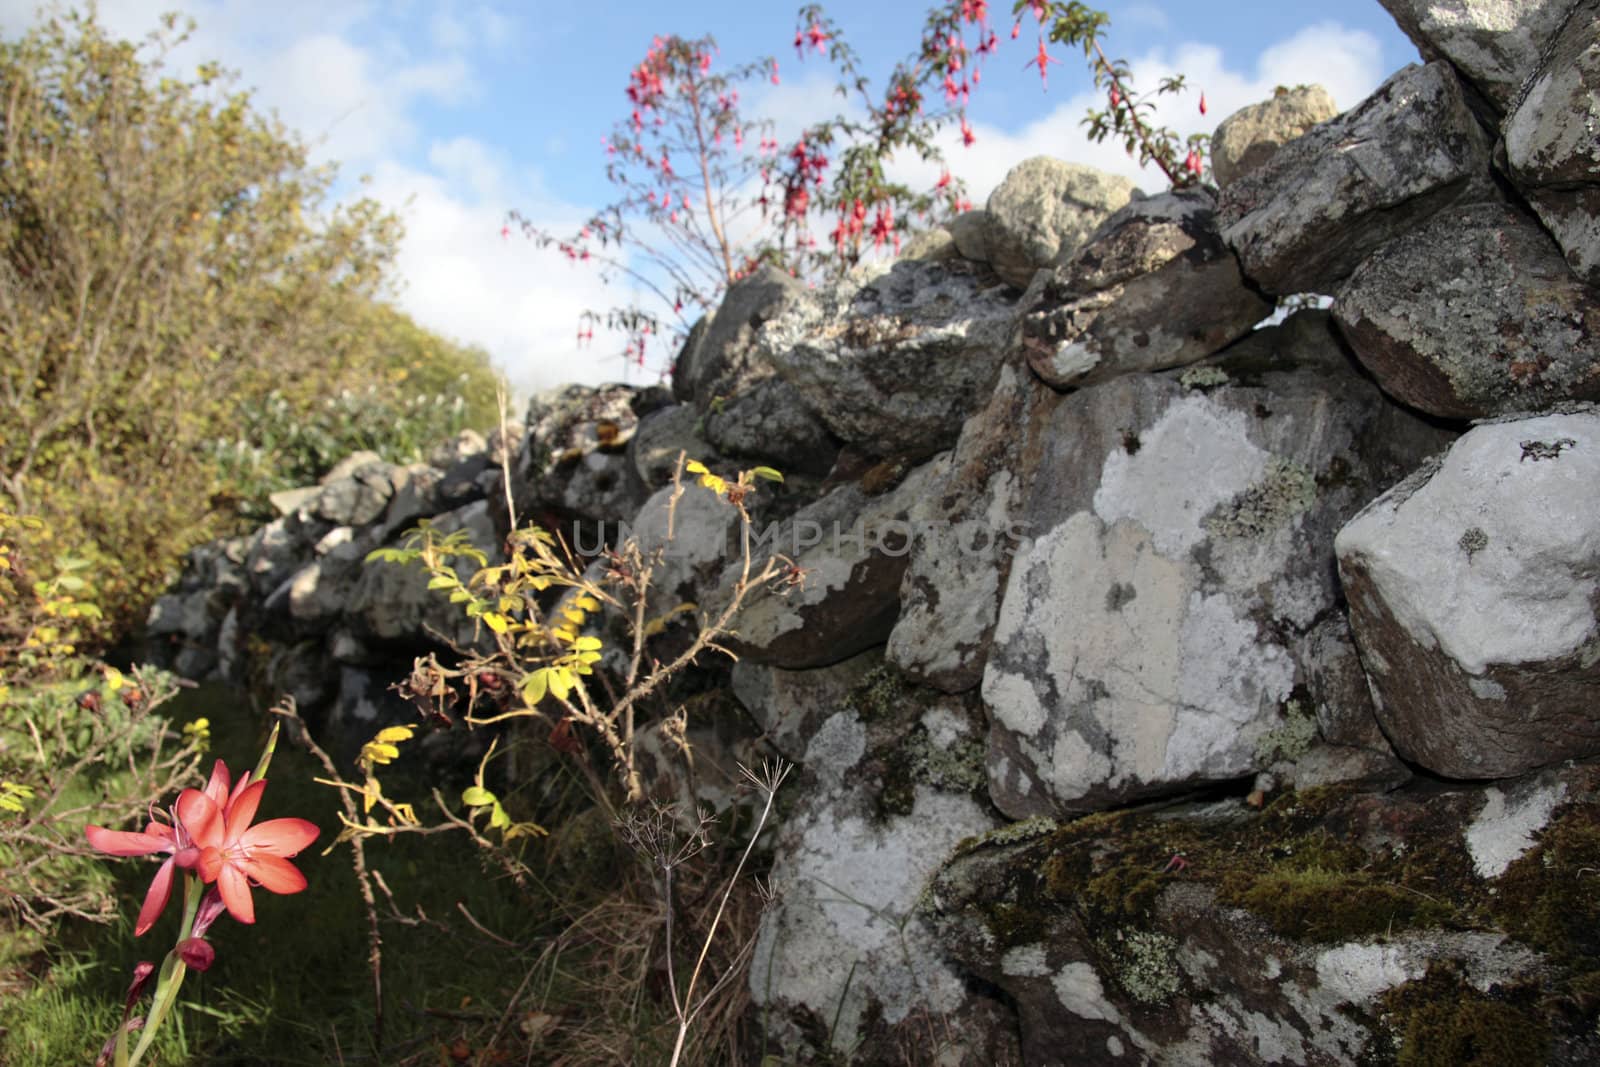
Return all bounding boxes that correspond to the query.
[685,459,710,476]
[521,670,548,705]
[104,667,124,691]
[547,667,573,702]
[374,725,415,744]
[572,594,601,612]
[483,612,509,634]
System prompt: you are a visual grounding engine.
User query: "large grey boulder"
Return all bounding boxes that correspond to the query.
[1015,189,1272,389]
[708,457,945,669]
[980,331,1452,817]
[1336,409,1600,779]
[1335,202,1600,418]
[1503,0,1600,285]
[627,403,717,489]
[672,266,807,407]
[511,383,652,528]
[984,157,1138,288]
[1379,0,1580,116]
[1217,62,1491,295]
[1210,85,1339,188]
[750,671,1017,1065]
[703,377,840,476]
[757,258,1016,459]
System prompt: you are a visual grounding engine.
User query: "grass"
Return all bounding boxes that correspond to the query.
[0,681,771,1065]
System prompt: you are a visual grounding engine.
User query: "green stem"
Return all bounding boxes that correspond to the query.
[128,874,202,1066]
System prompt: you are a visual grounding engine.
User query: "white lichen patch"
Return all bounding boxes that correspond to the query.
[1001,944,1051,978]
[921,704,971,750]
[1053,962,1122,1023]
[748,787,996,1053]
[1465,779,1567,878]
[1093,394,1271,557]
[803,712,867,785]
[1314,942,1420,1004]
[1335,412,1600,674]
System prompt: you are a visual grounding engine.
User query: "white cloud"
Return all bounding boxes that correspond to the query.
[918,21,1389,203]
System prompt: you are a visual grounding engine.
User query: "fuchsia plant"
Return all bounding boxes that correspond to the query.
[512,0,1210,376]
[84,724,318,1066]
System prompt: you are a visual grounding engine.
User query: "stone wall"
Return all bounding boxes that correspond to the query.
[148,5,1600,1061]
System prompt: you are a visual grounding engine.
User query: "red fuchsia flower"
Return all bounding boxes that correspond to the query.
[84,760,238,935]
[1184,148,1204,177]
[181,770,318,926]
[1026,37,1060,89]
[1199,92,1208,115]
[961,116,976,146]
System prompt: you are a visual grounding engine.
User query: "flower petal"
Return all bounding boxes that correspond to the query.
[133,858,175,936]
[240,853,308,896]
[240,817,319,856]
[197,845,224,883]
[217,861,255,925]
[176,789,223,848]
[202,759,231,808]
[85,825,167,857]
[225,780,266,842]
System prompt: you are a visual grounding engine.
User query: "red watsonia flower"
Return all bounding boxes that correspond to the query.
[182,770,318,925]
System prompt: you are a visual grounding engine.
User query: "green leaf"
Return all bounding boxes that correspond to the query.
[749,465,784,483]
[461,785,496,807]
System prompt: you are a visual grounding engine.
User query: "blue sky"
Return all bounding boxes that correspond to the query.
[0,2,1418,393]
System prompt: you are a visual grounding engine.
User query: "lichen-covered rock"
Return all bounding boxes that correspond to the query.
[757,258,1016,459]
[314,456,395,527]
[924,772,1600,1066]
[731,647,884,761]
[378,463,443,541]
[1335,409,1600,779]
[983,157,1138,288]
[426,430,485,470]
[1503,0,1600,284]
[1015,189,1271,388]
[750,669,1018,1065]
[243,513,326,598]
[286,528,371,624]
[1335,202,1600,418]
[1218,62,1490,295]
[509,383,654,529]
[1379,0,1579,116]
[673,265,807,407]
[981,332,1451,816]
[949,209,991,263]
[704,377,840,476]
[886,361,1053,693]
[708,456,945,669]
[1211,84,1339,188]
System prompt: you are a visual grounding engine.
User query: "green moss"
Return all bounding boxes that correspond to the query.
[1487,805,1600,964]
[1373,967,1550,1067]
[953,815,1059,858]
[846,664,909,724]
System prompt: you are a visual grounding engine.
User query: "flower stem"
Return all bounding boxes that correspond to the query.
[128,874,201,1065]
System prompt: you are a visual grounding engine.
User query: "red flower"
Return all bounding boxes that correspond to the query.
[1199,92,1208,115]
[84,760,235,935]
[182,770,318,925]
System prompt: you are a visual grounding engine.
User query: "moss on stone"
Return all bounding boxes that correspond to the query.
[1486,804,1600,965]
[846,664,909,724]
[878,725,988,818]
[1372,967,1550,1067]
[1204,456,1317,539]
[1178,365,1230,391]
